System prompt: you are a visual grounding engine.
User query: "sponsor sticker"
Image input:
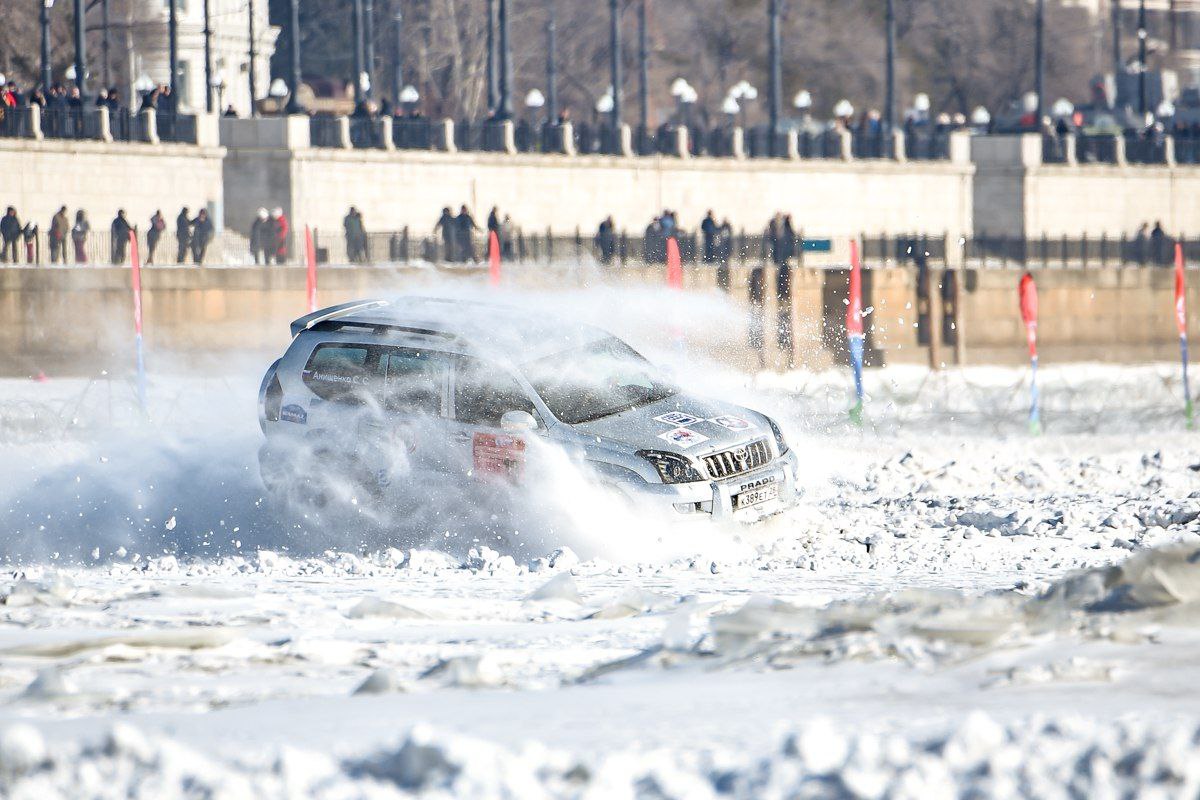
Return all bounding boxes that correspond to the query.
[654,411,704,427]
[708,414,753,432]
[657,427,709,449]
[280,404,307,425]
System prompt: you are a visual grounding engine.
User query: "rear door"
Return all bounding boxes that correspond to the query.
[368,346,452,481]
[448,355,543,482]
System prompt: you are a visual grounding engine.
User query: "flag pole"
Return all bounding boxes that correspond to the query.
[129,229,148,416]
[847,238,865,426]
[1019,272,1041,435]
[304,226,318,313]
[1175,243,1193,428]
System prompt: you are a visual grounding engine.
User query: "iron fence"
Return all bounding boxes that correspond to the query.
[1077,135,1118,164]
[154,113,197,144]
[310,115,344,148]
[348,116,383,149]
[906,131,951,160]
[1177,137,1200,165]
[41,107,100,140]
[0,107,30,137]
[1123,133,1168,165]
[852,130,890,159]
[392,117,434,149]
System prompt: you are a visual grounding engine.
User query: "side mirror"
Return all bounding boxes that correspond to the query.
[500,410,538,432]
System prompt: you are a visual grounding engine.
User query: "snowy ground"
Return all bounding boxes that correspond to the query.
[0,302,1199,796]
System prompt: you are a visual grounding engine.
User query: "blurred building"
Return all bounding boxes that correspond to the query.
[130,0,279,116]
[1063,0,1200,80]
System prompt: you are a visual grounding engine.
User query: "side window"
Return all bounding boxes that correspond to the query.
[455,356,537,427]
[302,345,377,403]
[382,349,448,415]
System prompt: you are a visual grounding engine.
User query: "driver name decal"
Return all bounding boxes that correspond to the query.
[658,427,709,449]
[708,415,752,432]
[654,411,703,427]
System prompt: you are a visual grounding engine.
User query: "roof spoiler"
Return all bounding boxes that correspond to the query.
[289,299,390,339]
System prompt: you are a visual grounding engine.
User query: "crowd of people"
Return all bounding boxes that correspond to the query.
[0,78,180,119]
[0,205,221,265]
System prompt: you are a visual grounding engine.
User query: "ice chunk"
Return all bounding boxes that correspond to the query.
[353,668,408,696]
[548,547,580,570]
[526,573,582,604]
[0,724,46,777]
[345,597,430,620]
[21,669,78,700]
[419,654,505,688]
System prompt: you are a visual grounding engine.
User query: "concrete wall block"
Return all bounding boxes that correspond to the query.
[142,110,159,144]
[732,128,745,160]
[892,129,907,162]
[337,117,352,150]
[380,117,395,151]
[436,119,457,153]
[27,106,43,141]
[560,123,577,156]
[194,113,220,147]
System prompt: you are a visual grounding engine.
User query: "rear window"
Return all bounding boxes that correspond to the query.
[302,345,378,403]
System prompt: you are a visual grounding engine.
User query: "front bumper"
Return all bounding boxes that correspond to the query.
[620,449,801,522]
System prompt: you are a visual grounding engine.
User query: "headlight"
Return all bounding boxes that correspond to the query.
[637,450,705,484]
[766,417,789,455]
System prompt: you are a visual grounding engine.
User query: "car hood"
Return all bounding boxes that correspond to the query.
[569,394,772,456]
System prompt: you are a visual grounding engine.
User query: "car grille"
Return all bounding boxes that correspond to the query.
[703,439,772,480]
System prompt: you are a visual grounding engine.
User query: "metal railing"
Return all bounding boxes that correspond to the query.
[41,107,99,139]
[154,112,197,144]
[906,131,951,160]
[1076,135,1118,164]
[1123,133,1167,165]
[348,116,383,149]
[309,115,344,148]
[392,117,434,149]
[0,107,30,137]
[852,130,889,159]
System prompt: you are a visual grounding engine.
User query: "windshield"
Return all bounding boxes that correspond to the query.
[524,337,677,425]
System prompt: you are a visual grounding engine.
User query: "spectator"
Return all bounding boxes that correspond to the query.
[22,222,37,263]
[1,207,22,263]
[176,207,192,263]
[434,207,456,261]
[159,85,176,115]
[644,216,665,264]
[1151,221,1168,266]
[501,214,516,259]
[250,208,270,265]
[191,209,214,264]
[272,207,290,264]
[71,210,90,263]
[105,88,120,113]
[95,89,109,108]
[139,87,159,113]
[1133,222,1149,266]
[716,218,734,291]
[487,206,501,239]
[700,210,718,264]
[595,216,616,265]
[110,209,132,265]
[48,206,69,264]
[455,204,478,263]
[147,210,165,264]
[223,105,238,118]
[343,206,367,263]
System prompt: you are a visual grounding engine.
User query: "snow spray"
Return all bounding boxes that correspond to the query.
[1175,243,1192,429]
[847,238,865,426]
[1019,272,1041,435]
[304,226,318,313]
[129,229,148,415]
[488,231,502,287]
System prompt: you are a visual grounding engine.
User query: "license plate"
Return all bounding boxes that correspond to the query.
[734,483,779,510]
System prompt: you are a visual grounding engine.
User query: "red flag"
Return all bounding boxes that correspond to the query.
[304,226,317,313]
[488,231,501,287]
[1175,243,1187,338]
[666,236,683,289]
[846,238,863,336]
[129,230,143,336]
[1019,272,1038,358]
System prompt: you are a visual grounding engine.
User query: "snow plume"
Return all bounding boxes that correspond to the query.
[0,282,787,566]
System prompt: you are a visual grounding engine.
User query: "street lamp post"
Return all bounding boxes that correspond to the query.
[168,0,178,100]
[40,0,54,91]
[498,0,514,119]
[1111,0,1122,82]
[885,0,896,137]
[248,0,258,116]
[1035,0,1045,124]
[768,0,782,156]
[204,0,214,112]
[609,0,623,134]
[211,70,227,112]
[546,1,558,124]
[352,0,365,105]
[73,0,88,99]
[638,0,649,131]
[101,0,110,88]
[1138,0,1148,115]
[364,0,375,100]
[393,8,403,107]
[285,0,303,114]
[487,0,497,113]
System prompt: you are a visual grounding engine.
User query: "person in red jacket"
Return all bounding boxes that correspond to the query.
[271,207,289,265]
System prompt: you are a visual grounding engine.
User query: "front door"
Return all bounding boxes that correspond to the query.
[447,355,543,484]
